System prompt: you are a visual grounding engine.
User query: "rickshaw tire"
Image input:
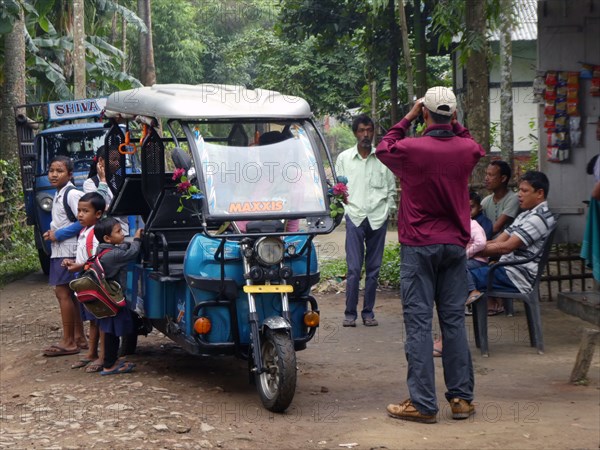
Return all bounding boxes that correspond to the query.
[38,249,50,275]
[256,329,297,413]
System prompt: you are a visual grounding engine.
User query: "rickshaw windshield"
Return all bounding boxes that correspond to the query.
[186,120,327,218]
[38,128,106,173]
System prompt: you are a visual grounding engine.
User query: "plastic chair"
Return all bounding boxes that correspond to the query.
[471,221,558,357]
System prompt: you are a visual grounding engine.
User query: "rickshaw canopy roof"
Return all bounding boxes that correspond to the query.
[104,84,312,120]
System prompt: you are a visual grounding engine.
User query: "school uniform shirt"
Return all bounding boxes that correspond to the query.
[335,145,397,231]
[50,183,84,258]
[500,201,556,293]
[83,178,129,235]
[75,226,99,265]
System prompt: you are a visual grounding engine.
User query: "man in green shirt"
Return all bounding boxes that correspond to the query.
[335,114,397,327]
[481,160,519,236]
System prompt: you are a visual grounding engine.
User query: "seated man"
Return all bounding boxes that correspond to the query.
[482,160,520,237]
[467,171,556,299]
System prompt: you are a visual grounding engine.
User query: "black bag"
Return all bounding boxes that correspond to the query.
[62,185,78,223]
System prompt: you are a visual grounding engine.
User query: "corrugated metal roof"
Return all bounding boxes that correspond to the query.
[489,0,537,41]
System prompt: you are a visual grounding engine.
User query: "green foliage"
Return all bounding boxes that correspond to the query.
[318,242,401,288]
[519,118,539,171]
[489,120,500,149]
[152,0,205,84]
[431,0,502,66]
[325,124,355,157]
[0,226,38,287]
[0,0,22,34]
[319,257,348,281]
[377,242,401,288]
[0,159,22,229]
[1,0,145,102]
[276,0,397,115]
[254,34,363,115]
[0,159,38,286]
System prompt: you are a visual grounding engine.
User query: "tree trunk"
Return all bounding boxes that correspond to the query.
[500,0,514,171]
[413,0,428,98]
[371,80,378,142]
[137,0,147,77]
[0,8,26,161]
[138,0,156,86]
[73,0,86,99]
[111,9,118,45]
[397,0,414,107]
[465,0,490,185]
[388,0,399,124]
[121,14,127,72]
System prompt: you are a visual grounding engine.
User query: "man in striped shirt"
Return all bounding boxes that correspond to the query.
[468,171,556,297]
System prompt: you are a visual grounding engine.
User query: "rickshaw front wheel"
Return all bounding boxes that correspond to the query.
[256,329,297,413]
[37,248,50,275]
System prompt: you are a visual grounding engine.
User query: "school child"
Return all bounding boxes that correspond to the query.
[470,191,493,240]
[63,192,106,372]
[42,156,86,356]
[464,218,489,305]
[85,145,129,235]
[93,217,144,375]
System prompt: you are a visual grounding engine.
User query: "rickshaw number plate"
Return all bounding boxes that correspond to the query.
[243,285,294,293]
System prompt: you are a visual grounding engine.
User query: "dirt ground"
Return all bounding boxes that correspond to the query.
[1,270,599,449]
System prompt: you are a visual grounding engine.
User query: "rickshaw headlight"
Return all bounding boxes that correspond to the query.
[254,237,284,266]
[286,244,297,256]
[304,311,320,327]
[37,193,53,212]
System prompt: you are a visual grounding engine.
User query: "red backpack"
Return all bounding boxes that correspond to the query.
[69,249,126,319]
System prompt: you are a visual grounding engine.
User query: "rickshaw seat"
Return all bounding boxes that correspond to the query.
[258,131,285,145]
[227,123,248,147]
[144,186,200,276]
[171,147,192,171]
[109,174,151,219]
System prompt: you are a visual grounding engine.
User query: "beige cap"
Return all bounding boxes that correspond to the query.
[422,86,456,116]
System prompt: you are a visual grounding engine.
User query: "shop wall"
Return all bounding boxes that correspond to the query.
[538,1,600,243]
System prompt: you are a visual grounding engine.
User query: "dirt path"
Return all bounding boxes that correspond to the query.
[1,271,599,449]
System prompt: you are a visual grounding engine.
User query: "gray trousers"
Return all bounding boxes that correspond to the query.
[400,244,474,415]
[344,217,388,321]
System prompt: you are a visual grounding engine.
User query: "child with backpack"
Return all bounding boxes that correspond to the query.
[93,217,144,375]
[63,192,106,372]
[42,156,88,356]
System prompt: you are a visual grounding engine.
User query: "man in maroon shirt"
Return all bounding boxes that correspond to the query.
[376,86,485,423]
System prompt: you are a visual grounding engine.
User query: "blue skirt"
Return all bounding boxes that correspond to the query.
[98,307,134,337]
[49,258,77,286]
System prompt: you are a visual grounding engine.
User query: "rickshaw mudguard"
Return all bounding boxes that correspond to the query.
[261,316,291,331]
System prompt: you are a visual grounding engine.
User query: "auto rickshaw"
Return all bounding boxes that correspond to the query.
[102,84,340,412]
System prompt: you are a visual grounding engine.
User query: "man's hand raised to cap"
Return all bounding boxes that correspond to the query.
[404,99,424,122]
